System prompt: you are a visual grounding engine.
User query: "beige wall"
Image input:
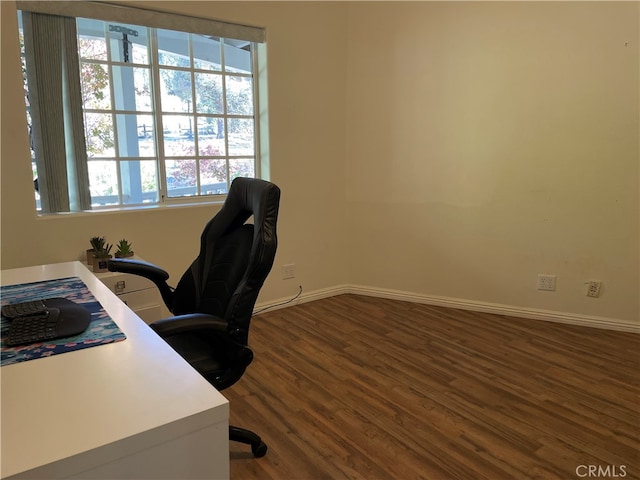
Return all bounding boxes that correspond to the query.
[2,1,638,323]
[345,1,639,322]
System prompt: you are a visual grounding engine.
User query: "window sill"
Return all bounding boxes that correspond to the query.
[36,198,227,219]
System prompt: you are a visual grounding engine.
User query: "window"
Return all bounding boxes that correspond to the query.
[17,2,266,213]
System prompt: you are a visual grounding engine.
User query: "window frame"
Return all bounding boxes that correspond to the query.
[17,1,267,215]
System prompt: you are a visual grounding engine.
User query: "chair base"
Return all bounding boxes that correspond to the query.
[230,425,268,457]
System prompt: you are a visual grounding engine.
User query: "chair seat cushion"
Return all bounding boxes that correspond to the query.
[165,332,225,379]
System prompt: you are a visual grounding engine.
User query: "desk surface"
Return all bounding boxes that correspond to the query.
[1,261,229,479]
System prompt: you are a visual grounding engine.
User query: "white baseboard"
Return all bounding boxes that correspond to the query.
[256,284,640,333]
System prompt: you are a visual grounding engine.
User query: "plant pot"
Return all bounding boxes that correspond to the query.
[115,252,134,259]
[86,249,95,264]
[92,255,112,273]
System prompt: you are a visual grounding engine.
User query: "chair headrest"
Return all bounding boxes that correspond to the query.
[197,176,281,292]
[222,177,281,238]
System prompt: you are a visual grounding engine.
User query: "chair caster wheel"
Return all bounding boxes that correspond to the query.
[252,441,268,458]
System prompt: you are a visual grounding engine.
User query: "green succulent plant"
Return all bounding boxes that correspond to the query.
[94,242,113,259]
[115,239,134,258]
[89,236,106,252]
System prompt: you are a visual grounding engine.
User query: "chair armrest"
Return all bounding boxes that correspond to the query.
[107,258,169,282]
[150,313,228,337]
[107,258,174,310]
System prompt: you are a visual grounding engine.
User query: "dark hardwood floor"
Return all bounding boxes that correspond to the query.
[226,294,639,479]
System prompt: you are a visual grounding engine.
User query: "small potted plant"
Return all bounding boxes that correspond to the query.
[87,236,106,263]
[115,238,134,258]
[92,242,113,273]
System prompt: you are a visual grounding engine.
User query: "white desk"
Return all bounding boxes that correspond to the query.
[1,261,230,479]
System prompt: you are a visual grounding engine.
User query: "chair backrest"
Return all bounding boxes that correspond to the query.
[171,177,280,343]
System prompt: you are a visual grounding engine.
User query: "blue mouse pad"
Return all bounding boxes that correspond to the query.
[1,276,126,366]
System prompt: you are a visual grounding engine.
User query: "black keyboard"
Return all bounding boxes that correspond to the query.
[6,309,62,346]
[2,298,92,347]
[2,299,48,318]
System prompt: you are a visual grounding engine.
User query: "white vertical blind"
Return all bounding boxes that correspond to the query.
[22,12,91,213]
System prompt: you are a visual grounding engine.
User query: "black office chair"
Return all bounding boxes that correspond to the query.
[108,177,280,457]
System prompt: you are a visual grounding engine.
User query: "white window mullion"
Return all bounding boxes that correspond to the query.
[220,39,231,190]
[105,26,125,207]
[188,33,201,196]
[149,28,167,204]
[251,43,261,179]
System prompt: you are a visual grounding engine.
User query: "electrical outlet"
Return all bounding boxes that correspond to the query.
[586,281,601,298]
[282,264,296,280]
[537,274,556,291]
